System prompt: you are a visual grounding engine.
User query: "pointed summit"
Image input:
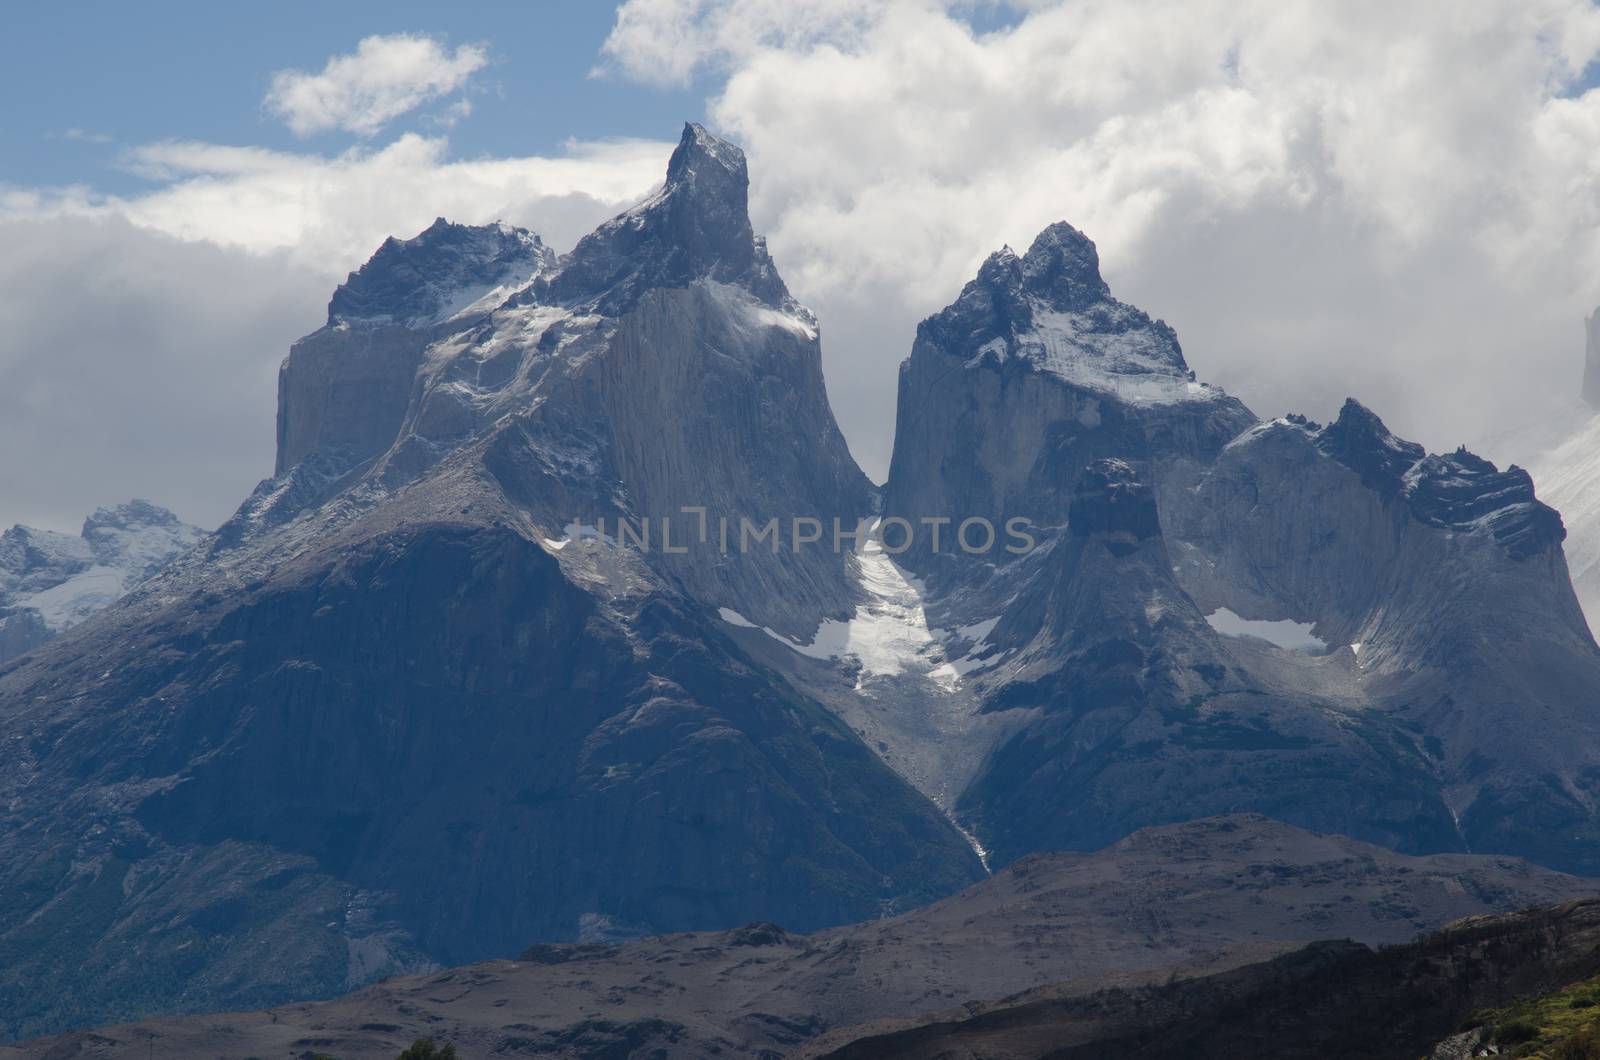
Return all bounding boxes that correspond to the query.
[547,122,788,313]
[666,122,750,197]
[1021,222,1111,311]
[1315,398,1426,497]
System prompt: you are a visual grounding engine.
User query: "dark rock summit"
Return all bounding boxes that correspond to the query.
[1316,398,1563,559]
[327,218,554,329]
[1315,396,1427,497]
[1066,457,1162,552]
[539,123,791,314]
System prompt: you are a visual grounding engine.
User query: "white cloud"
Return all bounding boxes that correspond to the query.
[606,0,1600,477]
[266,34,489,137]
[596,0,892,86]
[0,134,671,531]
[0,218,325,532]
[4,135,671,278]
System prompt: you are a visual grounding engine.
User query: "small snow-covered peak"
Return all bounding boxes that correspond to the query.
[0,500,203,656]
[81,499,206,579]
[0,524,91,579]
[83,498,186,535]
[328,219,554,330]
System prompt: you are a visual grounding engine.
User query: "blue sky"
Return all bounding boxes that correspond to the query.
[1,1,710,192]
[2,1,1032,195]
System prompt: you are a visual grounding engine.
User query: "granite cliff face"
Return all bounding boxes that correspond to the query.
[1163,402,1600,869]
[275,220,556,476]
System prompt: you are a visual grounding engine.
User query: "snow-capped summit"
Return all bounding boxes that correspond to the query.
[921,221,1216,406]
[885,219,1255,550]
[0,500,203,662]
[328,218,555,330]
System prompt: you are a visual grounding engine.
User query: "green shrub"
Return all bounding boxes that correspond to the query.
[1554,1025,1600,1060]
[1495,1020,1540,1046]
[396,1040,458,1060]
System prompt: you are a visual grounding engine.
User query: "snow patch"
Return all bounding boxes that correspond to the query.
[24,566,129,628]
[717,527,959,691]
[969,299,1221,407]
[700,280,818,342]
[1205,607,1327,653]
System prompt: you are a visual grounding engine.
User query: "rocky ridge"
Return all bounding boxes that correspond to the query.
[6,815,1595,1060]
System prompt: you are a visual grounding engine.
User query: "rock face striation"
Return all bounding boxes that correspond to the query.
[0,501,202,663]
[4,123,1600,1045]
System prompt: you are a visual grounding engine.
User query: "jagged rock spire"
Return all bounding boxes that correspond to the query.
[916,218,1190,380]
[544,123,790,313]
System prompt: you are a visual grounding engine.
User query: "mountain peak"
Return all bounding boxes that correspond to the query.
[544,122,788,313]
[1316,398,1426,497]
[666,122,749,189]
[328,220,552,329]
[1308,399,1562,558]
[1021,221,1111,310]
[913,219,1214,407]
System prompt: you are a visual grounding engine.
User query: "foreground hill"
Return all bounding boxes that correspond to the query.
[5,815,1594,1059]
[814,898,1600,1059]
